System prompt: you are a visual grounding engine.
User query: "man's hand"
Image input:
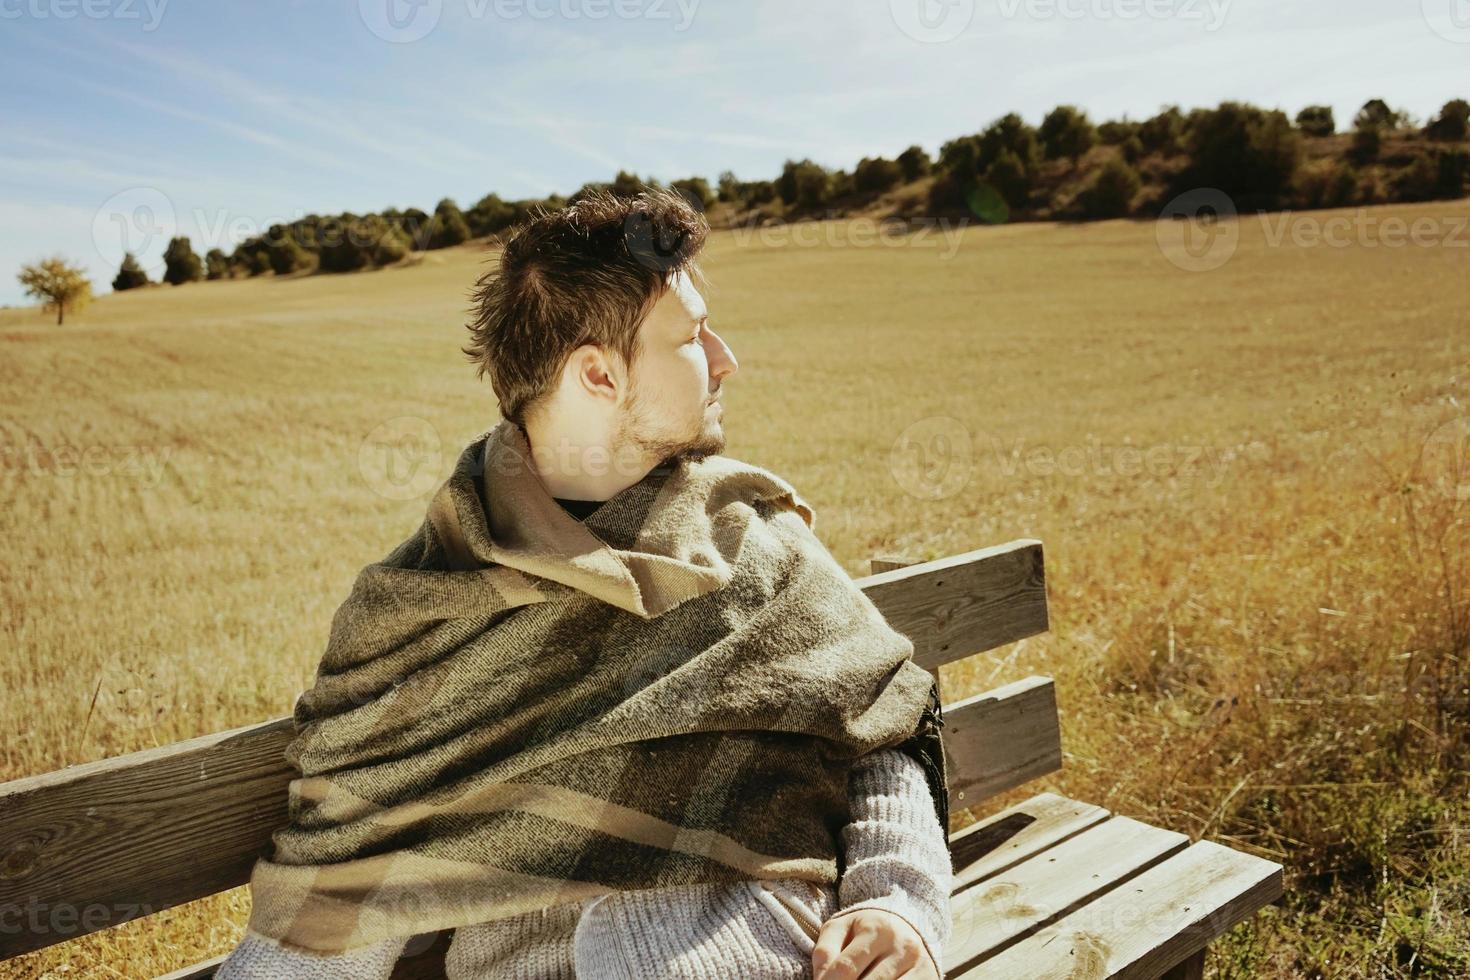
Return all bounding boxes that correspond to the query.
[811,907,941,980]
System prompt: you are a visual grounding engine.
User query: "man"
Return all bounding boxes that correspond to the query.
[218,187,951,979]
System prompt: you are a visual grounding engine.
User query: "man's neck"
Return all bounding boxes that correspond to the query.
[519,420,660,503]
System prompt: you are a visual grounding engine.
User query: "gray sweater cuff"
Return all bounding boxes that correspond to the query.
[834,746,954,974]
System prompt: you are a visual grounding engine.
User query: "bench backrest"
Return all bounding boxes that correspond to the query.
[0,538,1053,969]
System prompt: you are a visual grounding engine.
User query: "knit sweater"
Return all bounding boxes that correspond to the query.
[215,746,952,979]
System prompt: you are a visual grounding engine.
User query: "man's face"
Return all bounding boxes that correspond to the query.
[615,269,737,465]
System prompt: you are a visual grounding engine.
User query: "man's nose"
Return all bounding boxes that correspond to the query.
[707,330,737,381]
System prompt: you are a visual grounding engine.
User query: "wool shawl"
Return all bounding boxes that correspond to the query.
[243,418,947,954]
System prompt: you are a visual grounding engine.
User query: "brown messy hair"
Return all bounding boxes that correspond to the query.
[461,185,709,429]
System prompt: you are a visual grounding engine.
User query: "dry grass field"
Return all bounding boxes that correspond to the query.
[2,200,1467,977]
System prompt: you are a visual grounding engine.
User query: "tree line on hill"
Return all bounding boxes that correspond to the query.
[18,95,1470,312]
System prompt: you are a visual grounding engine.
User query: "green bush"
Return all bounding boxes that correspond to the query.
[204,248,229,280]
[777,158,832,209]
[1079,157,1141,218]
[1294,161,1358,209]
[1426,99,1470,142]
[1177,101,1302,207]
[427,199,470,249]
[1097,119,1140,145]
[854,156,902,194]
[1121,135,1145,166]
[111,252,149,291]
[1351,125,1381,165]
[1295,105,1336,137]
[897,145,931,181]
[1040,105,1096,162]
[162,236,203,286]
[466,194,516,238]
[1139,106,1184,155]
[984,149,1031,209]
[978,112,1041,174]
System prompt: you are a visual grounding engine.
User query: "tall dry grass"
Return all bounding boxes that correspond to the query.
[1,201,1466,977]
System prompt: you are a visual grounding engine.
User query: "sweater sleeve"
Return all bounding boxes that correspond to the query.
[214,929,407,979]
[830,746,954,975]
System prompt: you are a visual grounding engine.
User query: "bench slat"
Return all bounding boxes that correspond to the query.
[857,539,1050,673]
[0,718,293,960]
[950,792,1110,891]
[946,815,1189,974]
[943,675,1061,810]
[957,839,1285,979]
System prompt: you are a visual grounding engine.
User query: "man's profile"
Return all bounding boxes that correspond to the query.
[215,187,953,980]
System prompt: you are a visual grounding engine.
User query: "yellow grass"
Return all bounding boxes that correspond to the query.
[2,201,1467,977]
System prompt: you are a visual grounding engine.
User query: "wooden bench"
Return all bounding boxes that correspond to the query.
[0,538,1282,978]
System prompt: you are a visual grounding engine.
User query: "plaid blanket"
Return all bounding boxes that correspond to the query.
[244,418,946,954]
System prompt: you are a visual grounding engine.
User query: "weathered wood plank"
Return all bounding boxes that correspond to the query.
[857,539,1050,673]
[0,718,294,960]
[957,840,1284,979]
[945,816,1188,975]
[943,675,1062,811]
[949,792,1111,892]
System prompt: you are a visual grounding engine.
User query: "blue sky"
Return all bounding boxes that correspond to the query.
[2,0,1465,306]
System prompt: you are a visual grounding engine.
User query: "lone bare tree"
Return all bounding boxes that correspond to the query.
[17,256,93,325]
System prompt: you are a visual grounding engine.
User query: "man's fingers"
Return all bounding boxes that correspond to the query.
[811,913,851,979]
[812,912,880,980]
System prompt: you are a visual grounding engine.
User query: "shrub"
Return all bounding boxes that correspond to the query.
[979,112,1041,174]
[1177,101,1302,207]
[1079,157,1141,218]
[1294,160,1358,209]
[1097,119,1140,145]
[427,199,471,249]
[111,252,149,291]
[1040,105,1097,162]
[1296,105,1336,137]
[1351,125,1381,165]
[984,149,1031,209]
[854,156,903,194]
[897,145,931,181]
[204,248,229,280]
[1354,99,1408,131]
[1425,99,1470,142]
[1121,135,1145,166]
[1139,106,1184,155]
[162,236,203,285]
[777,158,832,209]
